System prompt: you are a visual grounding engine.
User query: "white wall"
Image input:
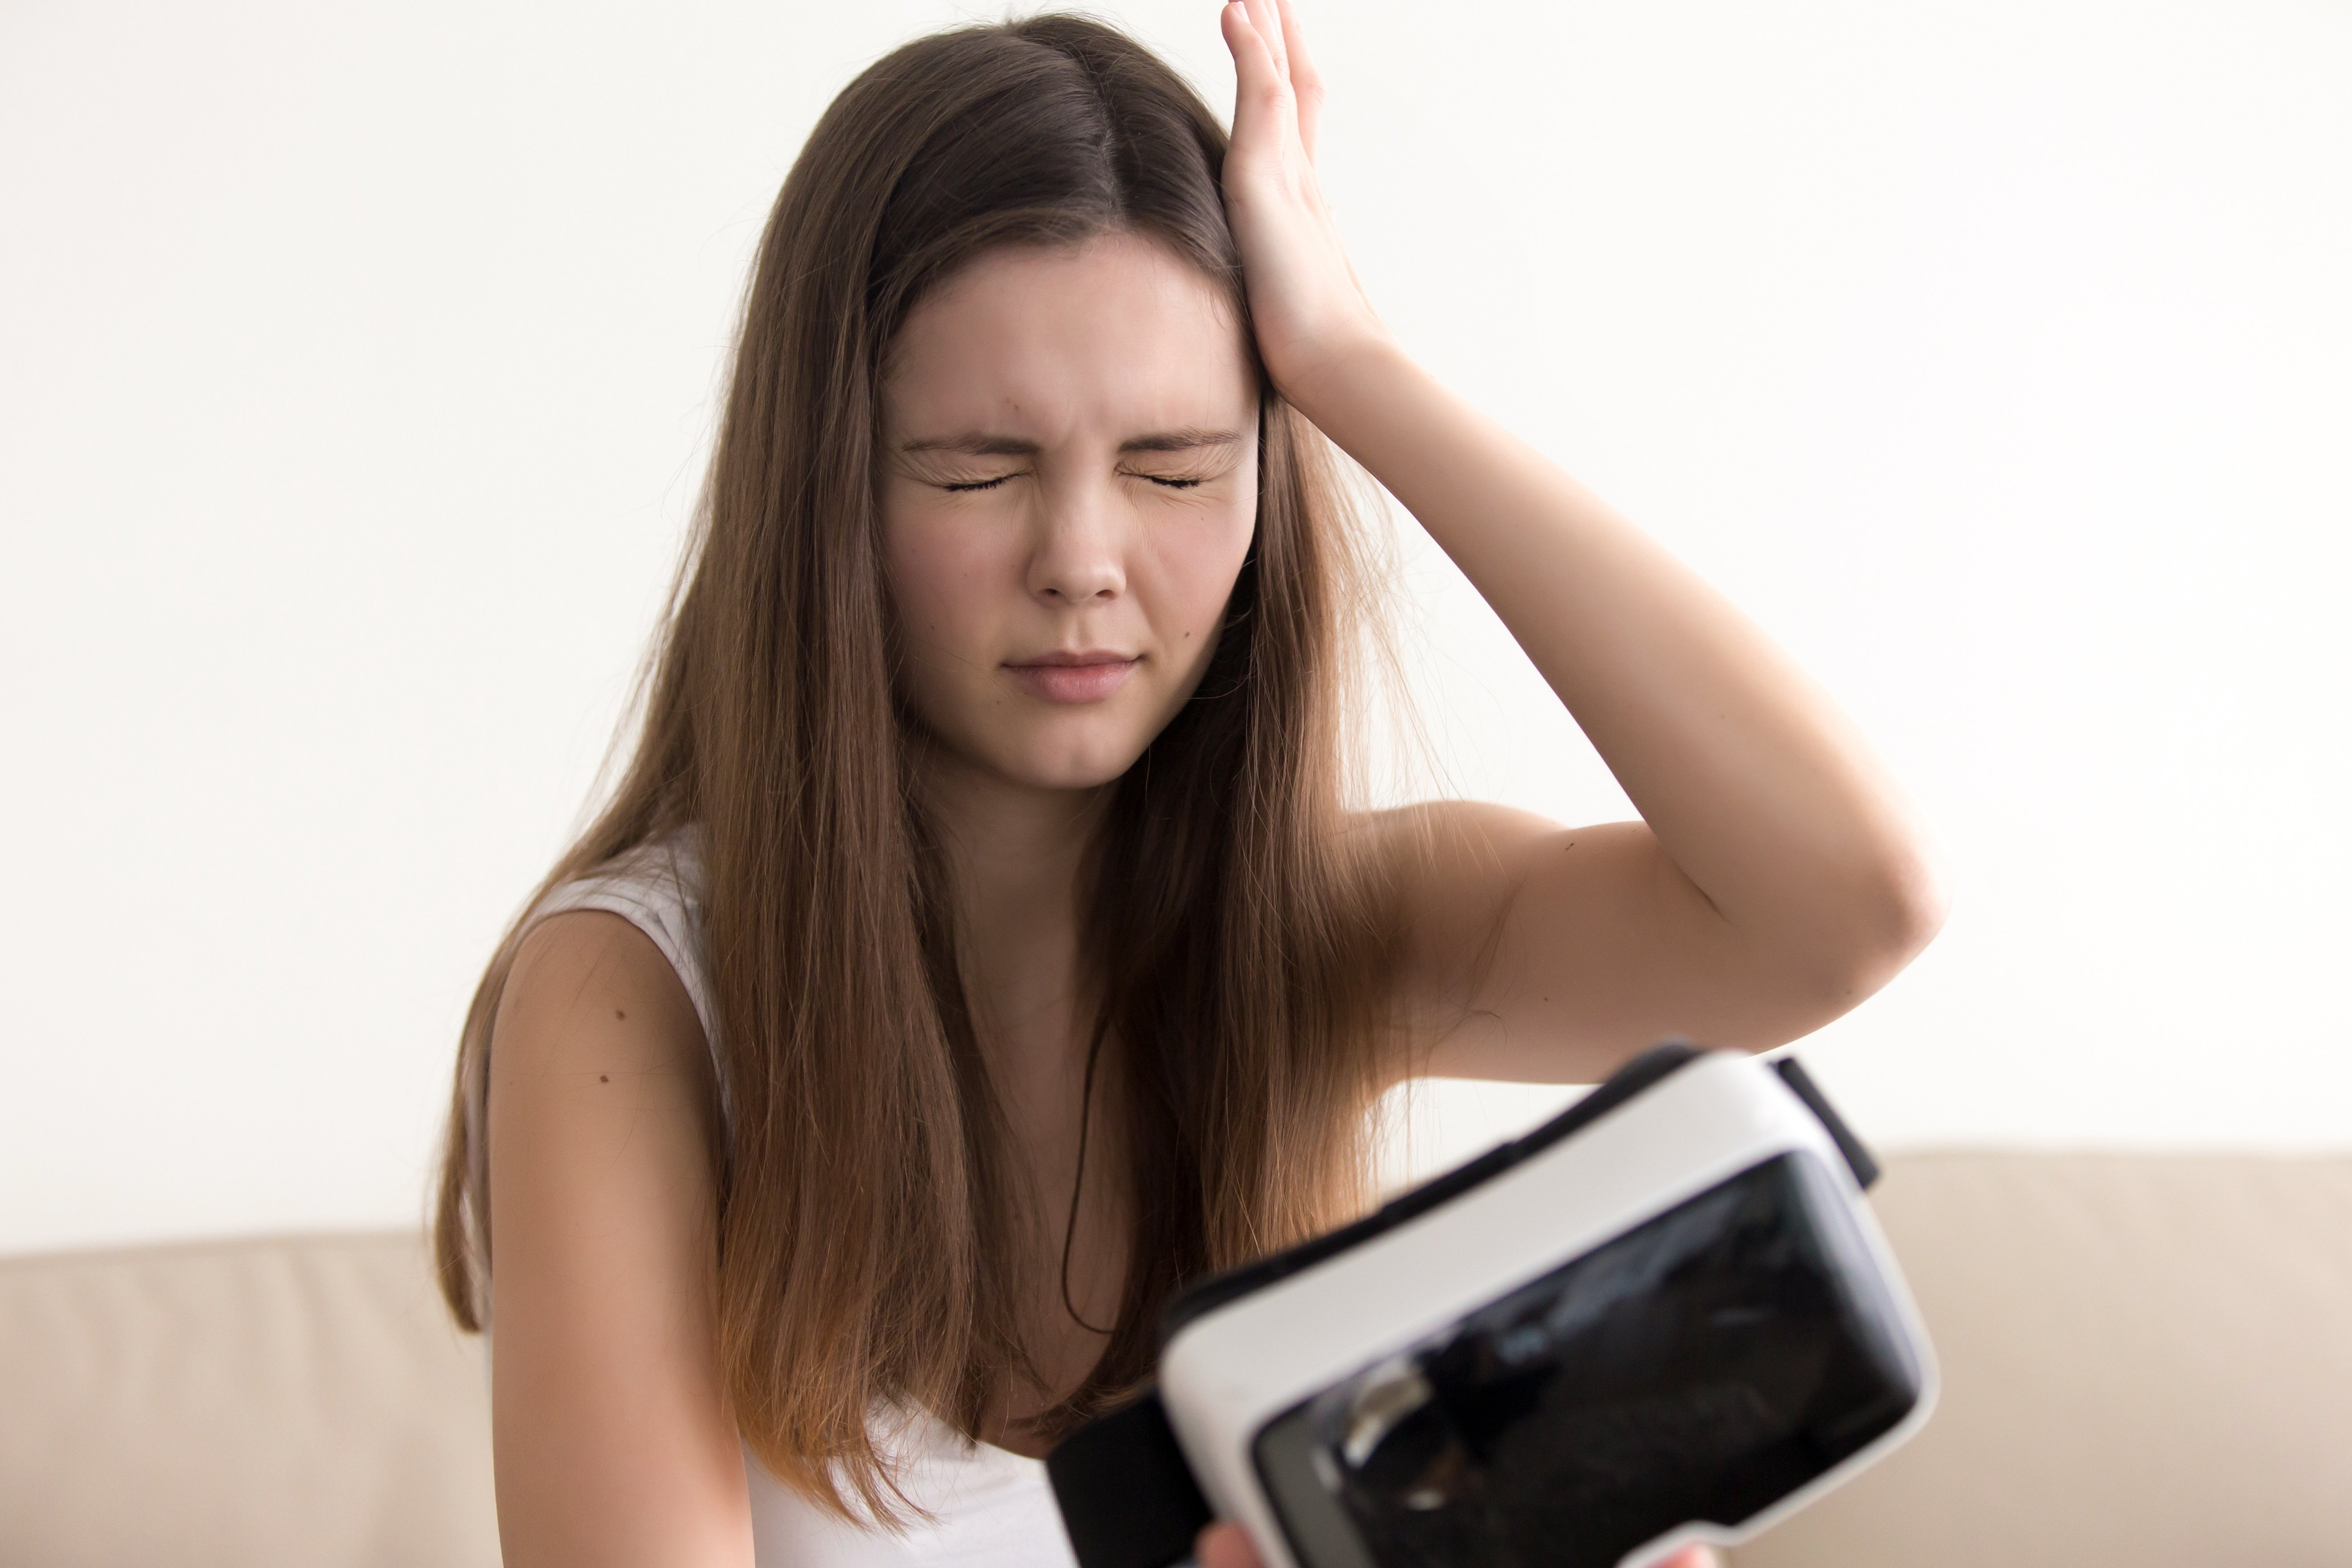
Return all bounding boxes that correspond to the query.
[3,0,2346,1255]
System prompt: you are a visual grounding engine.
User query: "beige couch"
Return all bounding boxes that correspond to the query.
[5,1153,2348,1567]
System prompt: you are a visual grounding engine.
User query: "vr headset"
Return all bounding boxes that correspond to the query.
[1047,1044,1935,1568]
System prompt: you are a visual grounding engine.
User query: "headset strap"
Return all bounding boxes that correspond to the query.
[1046,1387,1213,1568]
[1773,1054,1882,1189]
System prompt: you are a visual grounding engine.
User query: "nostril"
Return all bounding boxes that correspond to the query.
[1038,579,1120,604]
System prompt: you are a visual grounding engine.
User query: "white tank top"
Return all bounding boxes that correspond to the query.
[515,831,1081,1568]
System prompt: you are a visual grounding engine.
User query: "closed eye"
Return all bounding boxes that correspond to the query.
[938,471,1210,493]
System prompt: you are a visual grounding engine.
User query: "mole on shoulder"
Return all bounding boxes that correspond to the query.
[600,1074,610,1084]
[615,1007,627,1020]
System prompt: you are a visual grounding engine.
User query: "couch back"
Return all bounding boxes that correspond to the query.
[5,1152,2348,1567]
[1730,1151,2352,1567]
[0,1230,497,1567]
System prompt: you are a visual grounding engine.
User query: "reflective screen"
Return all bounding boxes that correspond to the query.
[1253,1152,1921,1568]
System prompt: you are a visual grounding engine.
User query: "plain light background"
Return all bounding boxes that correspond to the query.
[2,0,2346,1255]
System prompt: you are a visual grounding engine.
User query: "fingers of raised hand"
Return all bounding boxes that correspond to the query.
[1243,0,1289,80]
[1271,0,1325,160]
[1220,2,1298,147]
[1218,4,1270,99]
[1224,0,1324,166]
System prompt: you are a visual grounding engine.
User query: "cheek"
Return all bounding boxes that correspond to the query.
[1148,492,1258,643]
[880,492,1002,650]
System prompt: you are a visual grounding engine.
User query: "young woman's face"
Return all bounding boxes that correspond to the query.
[879,232,1260,795]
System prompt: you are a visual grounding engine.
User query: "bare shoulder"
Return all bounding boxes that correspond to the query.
[492,909,714,1097]
[484,908,725,1241]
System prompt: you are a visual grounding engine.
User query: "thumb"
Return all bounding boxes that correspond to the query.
[1196,1520,1264,1568]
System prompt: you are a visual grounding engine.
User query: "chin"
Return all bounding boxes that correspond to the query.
[1007,750,1143,794]
[990,725,1155,794]
[912,696,1170,797]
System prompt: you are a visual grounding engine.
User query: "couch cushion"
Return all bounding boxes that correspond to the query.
[5,1155,2347,1567]
[1731,1152,2352,1568]
[0,1230,498,1568]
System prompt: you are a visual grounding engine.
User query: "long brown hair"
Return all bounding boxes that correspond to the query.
[434,13,1399,1522]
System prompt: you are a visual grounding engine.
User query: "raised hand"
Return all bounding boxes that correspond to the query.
[1216,0,1392,415]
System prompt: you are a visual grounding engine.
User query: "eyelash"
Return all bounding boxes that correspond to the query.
[940,473,1207,493]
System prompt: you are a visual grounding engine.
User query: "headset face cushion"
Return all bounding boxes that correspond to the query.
[1252,1151,1925,1568]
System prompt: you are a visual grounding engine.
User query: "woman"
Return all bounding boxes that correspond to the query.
[434,4,1946,1565]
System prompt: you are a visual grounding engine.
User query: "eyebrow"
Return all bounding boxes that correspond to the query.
[897,427,1245,457]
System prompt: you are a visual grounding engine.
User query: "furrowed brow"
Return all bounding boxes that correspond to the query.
[898,433,1041,457]
[1119,428,1245,454]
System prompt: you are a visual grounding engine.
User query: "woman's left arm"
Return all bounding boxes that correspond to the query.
[1222,0,1948,1081]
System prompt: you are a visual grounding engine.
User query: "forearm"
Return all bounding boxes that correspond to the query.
[1295,342,1945,983]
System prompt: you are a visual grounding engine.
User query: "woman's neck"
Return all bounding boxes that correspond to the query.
[916,747,1111,1085]
[918,748,1133,1433]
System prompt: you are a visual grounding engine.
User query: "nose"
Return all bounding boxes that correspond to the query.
[1026,478,1126,607]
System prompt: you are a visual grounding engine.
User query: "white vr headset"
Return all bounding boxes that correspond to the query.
[1047,1045,1937,1568]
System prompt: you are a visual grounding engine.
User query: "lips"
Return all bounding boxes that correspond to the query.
[1004,649,1140,704]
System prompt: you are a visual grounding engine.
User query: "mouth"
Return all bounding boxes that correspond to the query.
[1003,648,1141,704]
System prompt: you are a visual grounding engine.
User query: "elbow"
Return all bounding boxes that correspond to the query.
[1754,832,1950,1032]
[1879,835,1951,967]
[1824,837,1951,1006]
[1713,825,1951,1050]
